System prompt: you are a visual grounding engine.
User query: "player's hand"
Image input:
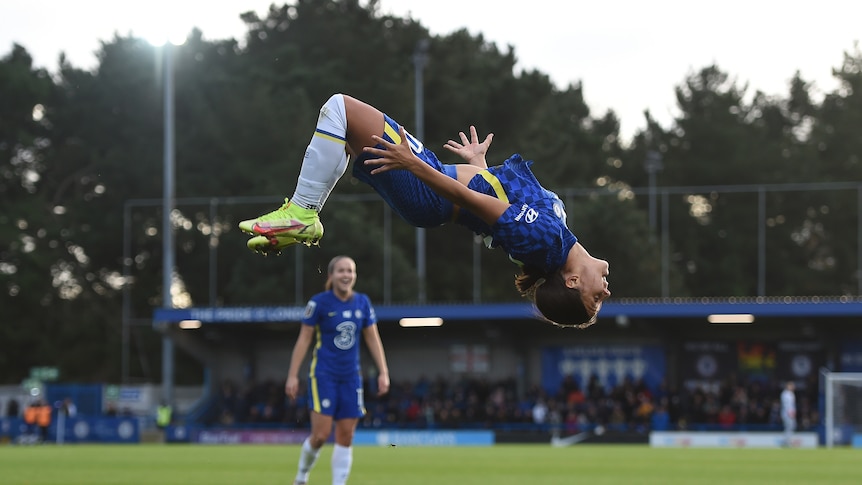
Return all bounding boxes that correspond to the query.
[442,125,493,168]
[377,372,390,396]
[285,376,300,400]
[363,126,423,174]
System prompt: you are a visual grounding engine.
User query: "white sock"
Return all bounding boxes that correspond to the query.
[331,443,353,485]
[317,153,349,211]
[291,94,349,211]
[295,437,321,483]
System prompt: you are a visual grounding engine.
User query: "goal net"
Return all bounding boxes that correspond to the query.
[822,370,862,448]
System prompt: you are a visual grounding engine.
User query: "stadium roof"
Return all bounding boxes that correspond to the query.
[153,297,862,324]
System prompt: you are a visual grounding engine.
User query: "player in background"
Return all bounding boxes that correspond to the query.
[285,255,390,485]
[239,93,610,328]
[780,381,796,447]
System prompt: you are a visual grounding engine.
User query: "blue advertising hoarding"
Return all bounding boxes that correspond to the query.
[541,344,666,394]
[163,426,494,446]
[0,416,139,443]
[840,341,862,372]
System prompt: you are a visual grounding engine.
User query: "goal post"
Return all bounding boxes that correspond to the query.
[822,369,862,448]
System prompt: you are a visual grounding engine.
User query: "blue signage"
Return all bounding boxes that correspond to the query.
[840,341,862,372]
[352,430,494,446]
[541,345,667,394]
[0,416,139,443]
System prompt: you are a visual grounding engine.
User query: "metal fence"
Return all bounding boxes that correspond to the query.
[123,181,862,313]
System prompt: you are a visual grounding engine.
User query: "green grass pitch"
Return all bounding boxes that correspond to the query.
[0,444,860,484]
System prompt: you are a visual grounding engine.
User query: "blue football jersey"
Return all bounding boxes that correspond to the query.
[350,112,576,273]
[301,291,377,377]
[457,154,578,273]
[352,114,457,227]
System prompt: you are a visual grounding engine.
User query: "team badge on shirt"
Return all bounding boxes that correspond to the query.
[304,301,317,319]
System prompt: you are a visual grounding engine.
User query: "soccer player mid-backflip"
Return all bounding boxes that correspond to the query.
[239,94,610,328]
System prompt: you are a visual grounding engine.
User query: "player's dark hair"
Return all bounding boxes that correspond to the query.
[515,268,597,329]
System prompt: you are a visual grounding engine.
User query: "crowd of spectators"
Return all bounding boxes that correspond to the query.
[210,373,820,434]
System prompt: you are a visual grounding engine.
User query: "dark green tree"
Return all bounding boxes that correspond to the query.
[4,0,862,383]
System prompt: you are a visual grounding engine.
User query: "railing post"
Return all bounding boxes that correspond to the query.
[758,186,766,296]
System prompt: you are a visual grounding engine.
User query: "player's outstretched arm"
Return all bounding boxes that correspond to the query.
[363,126,509,225]
[443,125,493,169]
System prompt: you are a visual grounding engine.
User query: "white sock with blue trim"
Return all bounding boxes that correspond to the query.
[291,94,349,211]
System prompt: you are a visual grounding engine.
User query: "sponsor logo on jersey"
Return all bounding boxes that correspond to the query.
[334,321,357,350]
[514,204,538,223]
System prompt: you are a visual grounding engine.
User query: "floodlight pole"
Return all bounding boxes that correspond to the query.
[122,203,131,384]
[413,39,429,303]
[161,42,176,407]
[645,150,663,232]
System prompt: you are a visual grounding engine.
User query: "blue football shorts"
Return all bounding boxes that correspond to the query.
[308,373,366,420]
[351,113,457,227]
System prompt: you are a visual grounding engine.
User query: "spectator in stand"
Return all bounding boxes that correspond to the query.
[104,402,118,417]
[35,399,52,443]
[192,373,825,434]
[780,381,797,447]
[216,380,240,425]
[531,397,548,426]
[608,402,626,430]
[717,404,737,428]
[702,394,720,424]
[547,400,563,437]
[5,397,20,418]
[566,383,586,407]
[62,398,77,419]
[23,400,38,442]
[404,398,421,424]
[651,399,671,431]
[156,401,172,430]
[634,393,655,429]
[587,374,605,400]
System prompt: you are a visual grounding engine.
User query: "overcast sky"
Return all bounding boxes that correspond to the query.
[1,0,859,140]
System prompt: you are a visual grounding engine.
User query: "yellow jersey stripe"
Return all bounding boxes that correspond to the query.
[479,170,509,203]
[383,123,402,144]
[310,327,322,413]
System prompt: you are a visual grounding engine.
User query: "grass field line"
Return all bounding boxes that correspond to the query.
[0,444,860,484]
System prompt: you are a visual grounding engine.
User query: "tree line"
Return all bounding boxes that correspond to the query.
[2,0,861,382]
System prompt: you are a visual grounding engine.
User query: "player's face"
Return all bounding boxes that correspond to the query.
[329,258,357,296]
[578,257,611,315]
